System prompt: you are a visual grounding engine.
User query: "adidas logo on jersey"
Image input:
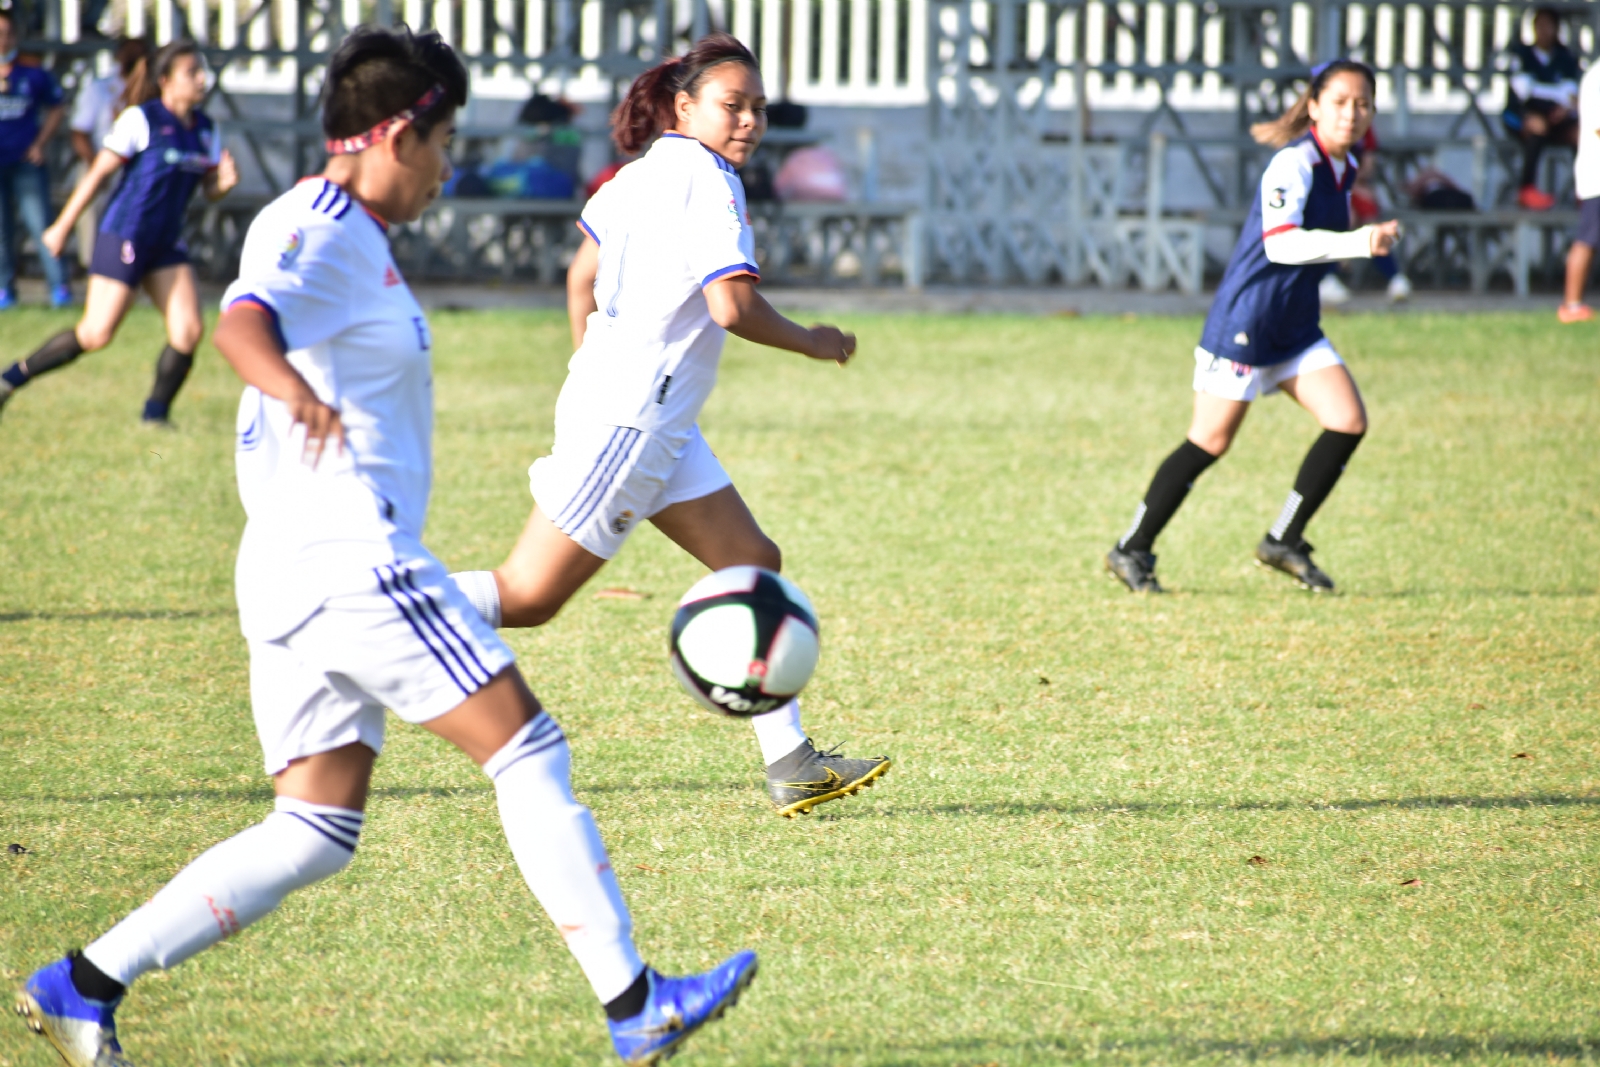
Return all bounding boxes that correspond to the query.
[383,265,402,287]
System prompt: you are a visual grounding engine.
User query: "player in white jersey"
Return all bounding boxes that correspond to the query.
[15,27,755,1067]
[450,33,891,819]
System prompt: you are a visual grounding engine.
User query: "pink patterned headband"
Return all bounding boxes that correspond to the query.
[324,84,447,155]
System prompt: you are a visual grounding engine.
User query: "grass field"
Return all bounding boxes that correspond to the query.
[2,303,1598,1067]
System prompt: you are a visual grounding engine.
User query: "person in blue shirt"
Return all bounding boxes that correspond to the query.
[0,38,237,425]
[1106,60,1400,595]
[0,8,69,309]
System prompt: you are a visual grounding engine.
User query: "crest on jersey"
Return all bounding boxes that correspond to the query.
[726,195,742,231]
[1269,187,1287,209]
[120,241,136,265]
[277,228,302,267]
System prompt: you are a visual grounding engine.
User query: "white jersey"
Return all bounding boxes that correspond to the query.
[560,132,759,442]
[222,178,435,642]
[69,73,123,150]
[1577,65,1600,200]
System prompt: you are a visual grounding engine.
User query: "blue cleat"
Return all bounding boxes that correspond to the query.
[14,953,133,1067]
[0,289,16,311]
[50,285,74,309]
[608,950,758,1066]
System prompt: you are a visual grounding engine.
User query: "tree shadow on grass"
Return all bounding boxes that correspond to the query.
[901,793,1600,819]
[10,779,739,807]
[866,1032,1600,1064]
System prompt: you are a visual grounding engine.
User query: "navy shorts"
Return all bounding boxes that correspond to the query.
[1577,198,1600,249]
[89,231,189,285]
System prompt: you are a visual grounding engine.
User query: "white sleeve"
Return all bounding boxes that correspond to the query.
[1259,146,1315,238]
[1584,70,1600,132]
[1264,226,1374,264]
[221,212,354,352]
[1527,79,1578,105]
[684,166,759,288]
[100,106,149,159]
[578,179,610,245]
[68,79,105,134]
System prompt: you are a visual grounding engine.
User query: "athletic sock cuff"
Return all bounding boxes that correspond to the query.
[272,797,365,852]
[483,714,567,780]
[451,570,502,629]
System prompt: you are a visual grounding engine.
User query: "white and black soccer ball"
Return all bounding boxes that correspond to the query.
[669,566,820,717]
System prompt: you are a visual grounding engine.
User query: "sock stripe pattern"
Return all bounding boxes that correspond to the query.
[485,714,568,780]
[284,811,363,853]
[1269,491,1303,542]
[1118,503,1148,551]
[375,564,493,694]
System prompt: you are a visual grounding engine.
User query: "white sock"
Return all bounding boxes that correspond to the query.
[82,797,362,986]
[751,698,808,766]
[485,715,644,1003]
[450,570,502,628]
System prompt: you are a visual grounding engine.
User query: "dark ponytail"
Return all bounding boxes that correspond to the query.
[119,38,201,111]
[610,32,759,155]
[1251,59,1376,148]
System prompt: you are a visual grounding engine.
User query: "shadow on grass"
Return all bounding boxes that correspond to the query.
[869,1032,1600,1063]
[0,609,235,623]
[11,779,740,806]
[905,793,1600,818]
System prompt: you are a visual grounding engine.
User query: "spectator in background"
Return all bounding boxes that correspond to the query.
[69,36,147,273]
[0,8,69,309]
[1503,7,1580,211]
[1559,58,1600,322]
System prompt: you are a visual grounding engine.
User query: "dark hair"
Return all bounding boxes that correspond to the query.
[1533,7,1561,26]
[0,8,13,26]
[120,38,202,110]
[322,24,468,144]
[114,36,150,79]
[610,32,759,155]
[1251,59,1376,147]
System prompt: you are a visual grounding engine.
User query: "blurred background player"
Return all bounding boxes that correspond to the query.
[67,36,148,276]
[1559,54,1600,322]
[0,39,237,425]
[1502,7,1580,211]
[449,33,892,819]
[14,25,755,1067]
[1106,60,1399,595]
[0,8,69,309]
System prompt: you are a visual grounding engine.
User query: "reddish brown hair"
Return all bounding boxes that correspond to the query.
[610,32,759,155]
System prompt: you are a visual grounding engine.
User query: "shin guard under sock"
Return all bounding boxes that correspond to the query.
[1118,440,1219,554]
[2,329,85,390]
[1269,429,1365,545]
[142,345,194,421]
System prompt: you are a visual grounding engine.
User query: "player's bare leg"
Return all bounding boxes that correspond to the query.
[1257,364,1367,591]
[489,505,609,627]
[138,264,204,423]
[0,275,136,422]
[654,485,891,816]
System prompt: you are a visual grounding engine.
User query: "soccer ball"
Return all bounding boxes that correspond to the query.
[669,566,820,717]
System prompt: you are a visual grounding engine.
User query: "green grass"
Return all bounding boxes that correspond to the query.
[2,304,1598,1067]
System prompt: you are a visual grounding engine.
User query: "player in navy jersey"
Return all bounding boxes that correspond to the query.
[1106,60,1400,595]
[0,39,237,426]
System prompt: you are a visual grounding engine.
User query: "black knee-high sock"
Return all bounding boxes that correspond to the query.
[1,329,84,390]
[1269,429,1365,545]
[1118,440,1219,554]
[142,345,194,421]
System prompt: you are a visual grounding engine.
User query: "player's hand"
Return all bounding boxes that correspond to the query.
[804,324,855,366]
[24,142,44,166]
[215,150,240,195]
[41,222,69,259]
[287,385,345,469]
[1369,220,1402,256]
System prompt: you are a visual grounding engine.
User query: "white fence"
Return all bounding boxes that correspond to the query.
[57,0,1600,113]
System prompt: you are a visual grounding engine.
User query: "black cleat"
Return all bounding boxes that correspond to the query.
[1105,547,1163,593]
[1255,536,1335,592]
[0,386,12,423]
[766,739,891,818]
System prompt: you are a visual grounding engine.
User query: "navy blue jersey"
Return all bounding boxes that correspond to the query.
[1199,134,1357,367]
[1504,41,1582,115]
[100,99,219,246]
[0,64,64,168]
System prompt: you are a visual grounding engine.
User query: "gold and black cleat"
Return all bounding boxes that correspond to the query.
[1255,536,1336,592]
[766,739,891,818]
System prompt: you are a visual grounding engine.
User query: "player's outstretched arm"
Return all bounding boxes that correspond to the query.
[704,275,855,365]
[40,148,125,258]
[203,150,240,202]
[567,234,599,351]
[215,303,345,468]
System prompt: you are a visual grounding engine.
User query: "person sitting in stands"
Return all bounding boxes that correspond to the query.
[1502,7,1581,211]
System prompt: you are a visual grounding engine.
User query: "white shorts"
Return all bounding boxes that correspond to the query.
[528,422,732,560]
[249,555,515,776]
[1192,338,1344,402]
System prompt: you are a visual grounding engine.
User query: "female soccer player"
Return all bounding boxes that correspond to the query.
[1105,60,1399,595]
[450,33,891,818]
[0,38,238,425]
[16,26,754,1067]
